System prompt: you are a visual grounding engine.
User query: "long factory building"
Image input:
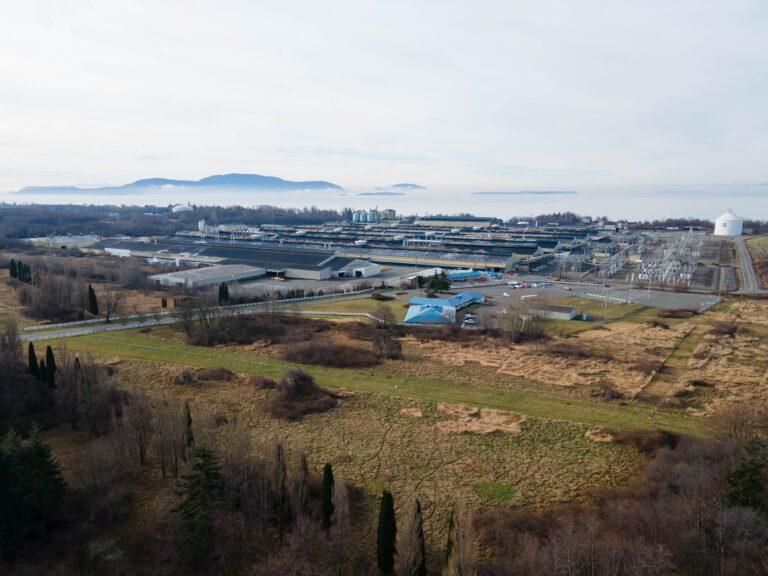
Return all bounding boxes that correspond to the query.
[87,221,597,278]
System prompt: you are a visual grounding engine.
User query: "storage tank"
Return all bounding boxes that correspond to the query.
[352,211,361,223]
[368,210,378,223]
[360,212,368,223]
[714,210,744,236]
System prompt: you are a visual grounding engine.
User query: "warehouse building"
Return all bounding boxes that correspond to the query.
[414,216,499,228]
[149,264,266,288]
[536,304,577,321]
[88,239,381,281]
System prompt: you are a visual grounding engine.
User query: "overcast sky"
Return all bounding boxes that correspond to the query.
[1,1,767,192]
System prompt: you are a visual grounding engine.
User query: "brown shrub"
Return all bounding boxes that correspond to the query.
[632,359,665,375]
[657,396,683,409]
[690,379,714,388]
[657,308,697,319]
[283,341,379,368]
[591,381,626,401]
[612,429,679,454]
[188,314,333,347]
[249,375,277,389]
[708,322,738,337]
[265,370,336,421]
[544,341,613,361]
[196,367,236,381]
[646,319,669,330]
[174,367,236,384]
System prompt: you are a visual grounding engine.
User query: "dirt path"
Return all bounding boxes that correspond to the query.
[642,325,703,398]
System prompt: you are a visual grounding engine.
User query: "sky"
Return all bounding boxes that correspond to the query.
[1,0,767,193]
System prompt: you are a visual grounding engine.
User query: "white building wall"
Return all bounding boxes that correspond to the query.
[714,211,744,236]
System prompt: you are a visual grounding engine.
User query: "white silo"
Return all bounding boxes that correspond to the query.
[352,211,360,223]
[714,210,744,236]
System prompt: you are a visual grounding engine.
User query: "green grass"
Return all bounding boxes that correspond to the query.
[552,296,646,321]
[292,296,410,322]
[45,330,706,436]
[474,481,517,503]
[746,237,768,249]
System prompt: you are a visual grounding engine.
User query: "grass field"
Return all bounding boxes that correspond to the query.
[551,296,646,321]
[293,295,410,321]
[45,329,704,435]
[105,356,645,554]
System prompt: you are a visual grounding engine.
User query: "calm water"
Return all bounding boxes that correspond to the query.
[2,184,766,221]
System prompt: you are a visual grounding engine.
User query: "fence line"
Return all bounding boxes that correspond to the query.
[23,287,375,331]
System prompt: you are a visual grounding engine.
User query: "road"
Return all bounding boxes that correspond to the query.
[734,237,762,294]
[20,291,377,342]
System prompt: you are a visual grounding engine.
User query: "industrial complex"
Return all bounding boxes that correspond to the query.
[78,205,761,327]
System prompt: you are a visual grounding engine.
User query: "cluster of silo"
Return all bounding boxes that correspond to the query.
[352,210,379,223]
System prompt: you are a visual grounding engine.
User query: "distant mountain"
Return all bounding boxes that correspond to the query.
[357,191,406,196]
[390,183,425,190]
[374,183,426,191]
[17,173,343,194]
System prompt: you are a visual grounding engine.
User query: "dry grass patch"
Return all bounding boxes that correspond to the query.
[436,403,527,435]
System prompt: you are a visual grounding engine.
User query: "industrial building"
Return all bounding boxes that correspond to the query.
[536,304,577,321]
[88,239,381,281]
[404,292,485,325]
[149,264,266,288]
[714,210,744,236]
[414,216,500,228]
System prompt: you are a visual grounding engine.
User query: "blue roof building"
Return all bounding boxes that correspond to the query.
[409,292,485,310]
[403,305,456,324]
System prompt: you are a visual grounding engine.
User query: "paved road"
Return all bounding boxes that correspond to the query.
[735,237,762,294]
[20,291,377,342]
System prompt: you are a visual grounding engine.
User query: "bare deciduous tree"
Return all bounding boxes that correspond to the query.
[444,506,475,576]
[176,298,196,337]
[125,392,153,465]
[331,474,350,539]
[396,497,426,576]
[104,285,125,323]
[153,398,187,477]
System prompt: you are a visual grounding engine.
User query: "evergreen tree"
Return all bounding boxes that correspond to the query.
[218,282,229,303]
[39,360,47,386]
[45,345,56,376]
[725,437,767,511]
[174,442,221,564]
[28,342,40,378]
[0,425,66,559]
[183,401,194,453]
[321,463,335,530]
[9,259,17,279]
[87,284,99,316]
[377,490,397,575]
[45,346,56,388]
